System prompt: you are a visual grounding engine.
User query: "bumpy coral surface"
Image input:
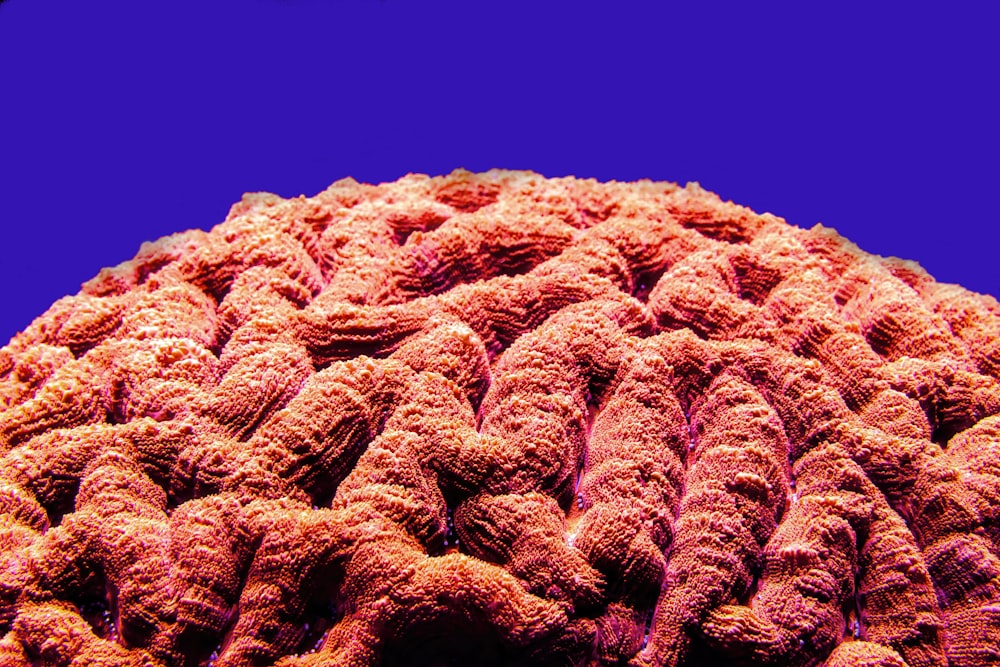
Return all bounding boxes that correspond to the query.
[1,170,999,667]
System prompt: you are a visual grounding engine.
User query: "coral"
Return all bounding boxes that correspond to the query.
[1,169,999,667]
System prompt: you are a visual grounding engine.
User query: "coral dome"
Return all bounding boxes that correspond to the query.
[1,170,999,667]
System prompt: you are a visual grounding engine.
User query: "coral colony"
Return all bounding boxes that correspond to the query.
[1,170,999,667]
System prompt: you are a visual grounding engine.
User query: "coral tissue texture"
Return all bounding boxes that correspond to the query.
[2,170,1000,667]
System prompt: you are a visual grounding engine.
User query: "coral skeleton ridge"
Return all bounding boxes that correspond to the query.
[1,169,999,667]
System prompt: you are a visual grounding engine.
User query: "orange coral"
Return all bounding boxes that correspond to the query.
[1,169,999,666]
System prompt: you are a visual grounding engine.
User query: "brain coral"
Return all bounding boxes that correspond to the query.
[1,169,999,667]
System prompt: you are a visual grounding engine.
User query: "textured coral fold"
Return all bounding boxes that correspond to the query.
[1,170,999,667]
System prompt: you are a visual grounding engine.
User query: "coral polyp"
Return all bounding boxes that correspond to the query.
[1,170,998,666]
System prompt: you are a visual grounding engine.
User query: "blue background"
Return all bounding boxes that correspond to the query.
[1,0,997,345]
